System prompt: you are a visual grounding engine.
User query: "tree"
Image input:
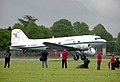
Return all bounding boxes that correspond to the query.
[18,15,38,28]
[53,19,72,27]
[26,25,52,39]
[51,19,75,37]
[13,15,52,39]
[73,21,90,35]
[38,25,52,39]
[91,24,113,40]
[0,29,11,50]
[115,32,120,55]
[13,23,24,30]
[8,26,12,31]
[91,24,114,52]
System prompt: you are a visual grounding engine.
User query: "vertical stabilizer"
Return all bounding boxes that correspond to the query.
[11,29,29,45]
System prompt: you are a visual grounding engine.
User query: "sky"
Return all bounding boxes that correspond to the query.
[0,0,120,37]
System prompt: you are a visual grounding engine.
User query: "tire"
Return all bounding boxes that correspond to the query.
[73,55,79,61]
[81,54,86,60]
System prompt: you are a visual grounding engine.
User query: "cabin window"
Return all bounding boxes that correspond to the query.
[78,41,80,43]
[58,42,61,44]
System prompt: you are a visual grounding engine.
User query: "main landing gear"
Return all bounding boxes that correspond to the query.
[73,54,86,61]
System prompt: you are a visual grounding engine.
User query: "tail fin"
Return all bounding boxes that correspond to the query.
[11,29,29,45]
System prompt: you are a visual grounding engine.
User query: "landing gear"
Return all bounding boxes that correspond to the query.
[81,54,86,60]
[73,54,79,61]
[22,49,28,53]
[73,54,86,61]
[71,51,86,61]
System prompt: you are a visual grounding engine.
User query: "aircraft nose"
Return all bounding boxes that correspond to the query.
[103,39,107,42]
[98,39,107,42]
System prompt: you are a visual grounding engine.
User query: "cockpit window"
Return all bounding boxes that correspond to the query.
[95,38,101,40]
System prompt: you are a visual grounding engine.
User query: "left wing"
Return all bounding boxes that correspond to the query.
[43,42,88,51]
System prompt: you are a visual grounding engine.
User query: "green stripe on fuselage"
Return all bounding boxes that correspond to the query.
[64,41,105,45]
[25,41,104,48]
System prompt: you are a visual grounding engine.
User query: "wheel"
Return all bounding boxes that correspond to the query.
[81,54,86,60]
[73,54,79,61]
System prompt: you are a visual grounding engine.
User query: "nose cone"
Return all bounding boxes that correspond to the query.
[102,39,107,42]
[97,39,107,43]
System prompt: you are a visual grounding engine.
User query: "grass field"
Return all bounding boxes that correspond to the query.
[0,59,120,82]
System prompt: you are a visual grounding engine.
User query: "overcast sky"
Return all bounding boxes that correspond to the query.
[0,0,120,37]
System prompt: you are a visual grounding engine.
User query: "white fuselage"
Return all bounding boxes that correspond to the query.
[11,29,106,56]
[11,35,106,49]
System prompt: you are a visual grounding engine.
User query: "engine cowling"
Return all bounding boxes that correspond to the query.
[73,44,96,61]
[80,44,89,49]
[84,47,96,55]
[79,44,96,55]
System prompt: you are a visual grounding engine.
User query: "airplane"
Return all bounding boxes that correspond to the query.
[10,29,106,61]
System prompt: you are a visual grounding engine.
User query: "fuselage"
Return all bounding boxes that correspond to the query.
[11,35,106,50]
[10,29,107,58]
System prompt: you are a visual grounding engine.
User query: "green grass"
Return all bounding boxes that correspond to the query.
[0,59,120,82]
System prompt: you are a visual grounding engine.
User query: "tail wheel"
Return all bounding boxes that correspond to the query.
[81,54,86,60]
[22,49,28,53]
[73,55,79,61]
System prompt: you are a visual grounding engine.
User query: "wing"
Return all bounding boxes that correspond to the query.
[43,42,88,51]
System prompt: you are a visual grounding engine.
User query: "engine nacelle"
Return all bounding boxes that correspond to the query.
[84,47,96,55]
[80,44,89,49]
[73,44,89,49]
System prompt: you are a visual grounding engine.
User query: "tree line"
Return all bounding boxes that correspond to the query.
[0,15,120,55]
